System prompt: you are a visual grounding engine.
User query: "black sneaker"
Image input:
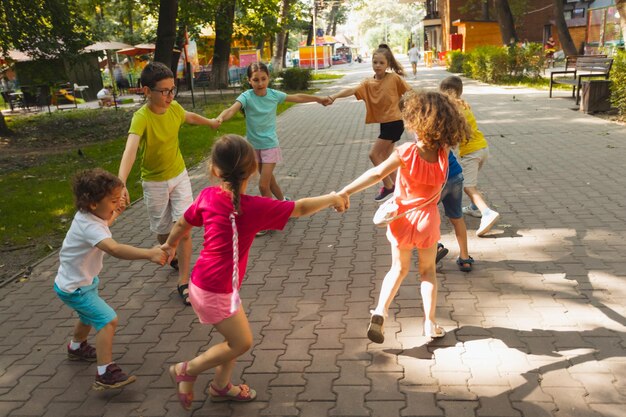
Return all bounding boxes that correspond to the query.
[374,186,394,202]
[92,363,137,390]
[67,341,96,362]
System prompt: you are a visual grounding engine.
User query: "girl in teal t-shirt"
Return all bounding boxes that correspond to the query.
[217,63,331,206]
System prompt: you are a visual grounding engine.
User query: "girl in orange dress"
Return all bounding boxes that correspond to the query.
[338,90,470,343]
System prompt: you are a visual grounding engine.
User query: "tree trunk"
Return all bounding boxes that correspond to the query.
[482,0,490,20]
[615,0,626,46]
[326,4,338,35]
[553,0,577,56]
[0,113,13,136]
[494,0,518,45]
[271,0,291,73]
[306,17,313,46]
[154,0,178,68]
[282,31,290,67]
[211,0,236,89]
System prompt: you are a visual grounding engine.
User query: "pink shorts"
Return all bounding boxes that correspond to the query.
[189,281,241,325]
[254,147,282,164]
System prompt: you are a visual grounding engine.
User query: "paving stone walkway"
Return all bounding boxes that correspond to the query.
[1,60,625,417]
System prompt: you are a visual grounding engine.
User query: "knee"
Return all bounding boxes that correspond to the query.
[230,336,253,356]
[258,183,271,195]
[104,316,118,330]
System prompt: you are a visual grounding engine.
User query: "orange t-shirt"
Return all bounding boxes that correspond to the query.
[386,142,448,249]
[355,72,411,124]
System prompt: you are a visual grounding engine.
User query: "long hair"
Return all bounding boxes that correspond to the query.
[374,44,405,76]
[400,90,470,150]
[210,135,258,214]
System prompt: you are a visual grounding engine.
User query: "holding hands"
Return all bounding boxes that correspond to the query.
[208,118,222,129]
[148,245,169,266]
[321,96,335,106]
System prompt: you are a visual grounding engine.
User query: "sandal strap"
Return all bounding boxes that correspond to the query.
[457,256,474,265]
[176,362,197,383]
[210,382,233,396]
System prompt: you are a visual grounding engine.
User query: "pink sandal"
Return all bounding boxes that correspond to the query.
[209,382,257,402]
[169,362,197,410]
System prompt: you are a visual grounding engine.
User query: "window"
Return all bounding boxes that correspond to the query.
[572,8,585,19]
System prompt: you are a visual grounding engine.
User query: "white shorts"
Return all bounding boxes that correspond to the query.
[142,170,194,235]
[459,147,489,188]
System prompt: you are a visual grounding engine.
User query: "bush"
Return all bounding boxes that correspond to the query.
[279,67,312,90]
[447,50,465,73]
[610,50,626,117]
[459,44,544,83]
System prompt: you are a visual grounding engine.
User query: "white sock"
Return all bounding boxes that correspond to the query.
[69,340,82,350]
[481,208,492,216]
[97,363,113,375]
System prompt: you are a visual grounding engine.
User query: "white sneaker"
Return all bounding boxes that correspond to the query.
[462,205,482,218]
[476,210,500,237]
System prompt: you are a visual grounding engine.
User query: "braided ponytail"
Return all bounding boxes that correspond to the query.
[209,134,258,313]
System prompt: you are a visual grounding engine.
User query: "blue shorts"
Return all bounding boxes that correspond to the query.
[54,276,116,331]
[440,173,464,219]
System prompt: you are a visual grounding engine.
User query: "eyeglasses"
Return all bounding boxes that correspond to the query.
[151,87,177,97]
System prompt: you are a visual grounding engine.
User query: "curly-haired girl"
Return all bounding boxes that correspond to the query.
[337,90,470,343]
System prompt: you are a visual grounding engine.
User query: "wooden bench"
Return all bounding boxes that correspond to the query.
[549,57,613,104]
[562,54,607,71]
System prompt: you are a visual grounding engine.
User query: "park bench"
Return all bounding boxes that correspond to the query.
[549,56,613,104]
[562,54,607,71]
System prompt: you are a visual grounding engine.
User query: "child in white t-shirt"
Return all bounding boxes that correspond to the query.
[54,168,166,390]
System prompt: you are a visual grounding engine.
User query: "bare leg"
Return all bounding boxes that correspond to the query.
[416,243,438,322]
[371,246,413,317]
[258,163,284,200]
[448,217,469,260]
[173,308,253,396]
[463,186,489,212]
[73,320,92,343]
[95,317,118,366]
[369,138,395,189]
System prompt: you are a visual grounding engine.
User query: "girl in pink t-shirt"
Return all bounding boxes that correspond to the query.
[162,134,344,410]
[338,90,470,344]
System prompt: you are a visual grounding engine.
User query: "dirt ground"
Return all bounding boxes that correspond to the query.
[0,108,135,285]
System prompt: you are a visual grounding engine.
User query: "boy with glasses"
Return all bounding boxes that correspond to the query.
[118,62,220,306]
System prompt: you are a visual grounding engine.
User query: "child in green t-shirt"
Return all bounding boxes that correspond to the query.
[118,62,221,306]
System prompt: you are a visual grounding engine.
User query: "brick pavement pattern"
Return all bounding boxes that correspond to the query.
[1,61,625,417]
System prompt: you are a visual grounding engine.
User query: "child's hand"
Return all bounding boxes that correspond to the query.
[160,243,176,263]
[337,191,350,211]
[121,186,131,208]
[322,96,334,106]
[209,118,221,129]
[149,245,167,265]
[330,192,347,212]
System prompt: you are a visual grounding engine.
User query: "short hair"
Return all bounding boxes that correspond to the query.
[140,62,174,89]
[439,76,463,97]
[72,168,123,212]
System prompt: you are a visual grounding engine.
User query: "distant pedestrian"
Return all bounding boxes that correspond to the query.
[337,90,470,343]
[162,135,344,410]
[54,168,166,390]
[96,85,114,107]
[408,43,420,78]
[328,43,411,203]
[439,75,501,237]
[118,62,221,306]
[216,62,331,237]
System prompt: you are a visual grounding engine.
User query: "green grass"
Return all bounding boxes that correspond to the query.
[312,73,344,81]
[0,95,300,254]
